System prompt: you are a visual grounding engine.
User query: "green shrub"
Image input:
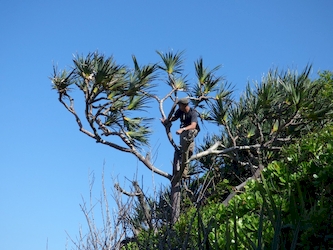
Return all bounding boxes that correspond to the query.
[174,125,333,249]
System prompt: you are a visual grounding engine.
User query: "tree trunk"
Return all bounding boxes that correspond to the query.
[171,150,181,224]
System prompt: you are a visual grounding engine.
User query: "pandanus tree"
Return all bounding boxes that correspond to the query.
[189,67,333,207]
[51,51,231,232]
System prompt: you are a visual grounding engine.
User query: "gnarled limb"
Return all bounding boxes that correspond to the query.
[187,142,262,163]
[222,161,264,206]
[115,181,154,232]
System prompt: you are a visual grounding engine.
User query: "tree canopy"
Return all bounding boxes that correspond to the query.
[51,51,231,180]
[51,52,333,249]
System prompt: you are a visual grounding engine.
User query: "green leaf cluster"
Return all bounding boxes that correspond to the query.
[169,124,333,249]
[201,68,333,187]
[51,52,158,148]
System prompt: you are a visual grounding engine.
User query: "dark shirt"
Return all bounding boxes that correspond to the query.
[174,108,200,130]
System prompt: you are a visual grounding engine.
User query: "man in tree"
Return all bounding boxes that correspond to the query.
[161,97,200,177]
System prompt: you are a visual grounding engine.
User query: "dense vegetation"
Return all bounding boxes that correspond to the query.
[134,124,333,249]
[126,70,333,250]
[51,52,333,249]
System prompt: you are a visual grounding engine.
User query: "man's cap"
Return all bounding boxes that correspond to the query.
[178,97,190,105]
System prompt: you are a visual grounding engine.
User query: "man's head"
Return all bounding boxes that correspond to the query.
[178,97,190,112]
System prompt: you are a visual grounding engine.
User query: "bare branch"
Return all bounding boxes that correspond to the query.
[161,99,180,152]
[59,93,96,139]
[133,181,154,231]
[131,147,172,180]
[114,183,142,197]
[159,88,178,120]
[222,163,264,206]
[225,122,238,146]
[60,91,172,180]
[188,142,263,163]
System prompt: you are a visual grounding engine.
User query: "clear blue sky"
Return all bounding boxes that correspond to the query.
[1,1,332,249]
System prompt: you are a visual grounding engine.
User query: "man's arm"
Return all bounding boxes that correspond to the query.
[176,109,198,134]
[161,116,177,125]
[176,121,197,135]
[161,109,180,124]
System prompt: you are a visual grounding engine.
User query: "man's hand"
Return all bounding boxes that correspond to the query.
[176,128,185,135]
[160,118,172,127]
[160,118,171,126]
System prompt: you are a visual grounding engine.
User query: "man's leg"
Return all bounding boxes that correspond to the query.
[180,131,190,178]
[180,129,197,178]
[188,141,194,158]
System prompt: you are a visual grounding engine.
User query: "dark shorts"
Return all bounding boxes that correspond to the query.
[180,129,198,152]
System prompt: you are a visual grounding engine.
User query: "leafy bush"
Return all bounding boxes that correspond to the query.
[168,125,333,250]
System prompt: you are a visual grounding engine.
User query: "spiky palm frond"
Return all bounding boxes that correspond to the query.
[126,56,158,97]
[192,58,223,99]
[209,97,230,126]
[243,72,284,122]
[73,52,127,98]
[195,58,221,83]
[93,54,126,86]
[51,66,75,92]
[216,82,233,101]
[132,55,158,81]
[126,95,151,111]
[156,50,185,75]
[227,104,251,138]
[241,83,257,114]
[256,72,280,110]
[172,76,189,90]
[199,110,214,121]
[73,53,94,78]
[131,56,158,86]
[110,98,127,112]
[122,115,153,148]
[125,125,152,147]
[278,66,312,108]
[105,111,122,127]
[123,116,152,130]
[192,82,204,98]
